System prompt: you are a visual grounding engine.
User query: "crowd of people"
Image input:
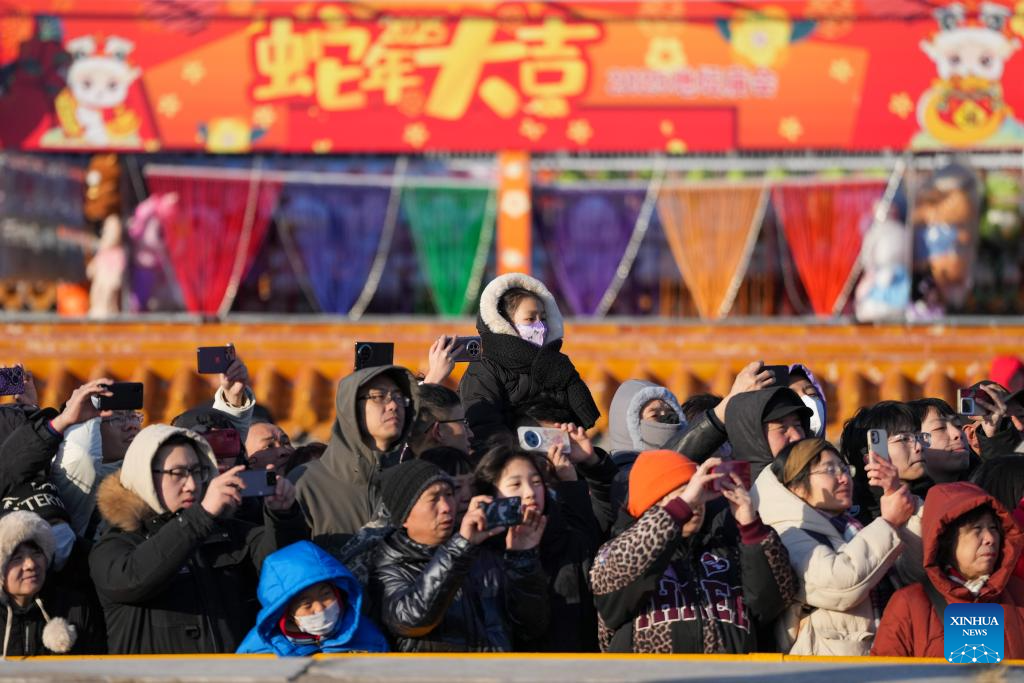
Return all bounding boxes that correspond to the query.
[1,271,1024,658]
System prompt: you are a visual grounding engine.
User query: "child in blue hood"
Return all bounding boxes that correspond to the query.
[237,541,388,655]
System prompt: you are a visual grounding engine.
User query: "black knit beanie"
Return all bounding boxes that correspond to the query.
[380,459,453,526]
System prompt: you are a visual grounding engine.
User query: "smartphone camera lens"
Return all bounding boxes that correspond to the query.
[356,344,372,361]
[466,340,481,358]
[961,399,973,414]
[524,430,541,448]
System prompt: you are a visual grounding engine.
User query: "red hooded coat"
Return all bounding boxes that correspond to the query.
[871,482,1024,658]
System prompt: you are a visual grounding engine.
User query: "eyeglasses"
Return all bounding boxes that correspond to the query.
[888,432,932,446]
[809,463,855,478]
[152,465,212,483]
[435,417,469,428]
[102,411,144,426]
[358,391,410,407]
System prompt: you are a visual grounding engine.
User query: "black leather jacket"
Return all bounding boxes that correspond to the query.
[370,530,549,652]
[664,410,729,463]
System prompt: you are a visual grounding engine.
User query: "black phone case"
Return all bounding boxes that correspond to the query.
[239,470,278,497]
[452,336,483,362]
[197,346,235,374]
[97,383,144,411]
[354,342,394,370]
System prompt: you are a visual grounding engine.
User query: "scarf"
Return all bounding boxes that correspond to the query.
[478,327,600,429]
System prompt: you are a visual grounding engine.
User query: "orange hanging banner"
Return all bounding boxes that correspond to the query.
[496,151,531,275]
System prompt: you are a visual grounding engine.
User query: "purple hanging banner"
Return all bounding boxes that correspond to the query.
[533,187,644,315]
[276,184,391,315]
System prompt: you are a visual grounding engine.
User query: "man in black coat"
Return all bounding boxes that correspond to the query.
[370,459,549,652]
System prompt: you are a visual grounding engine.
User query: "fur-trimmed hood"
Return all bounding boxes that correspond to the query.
[477,273,565,342]
[606,380,686,453]
[97,424,218,532]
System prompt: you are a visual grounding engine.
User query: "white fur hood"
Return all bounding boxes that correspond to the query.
[477,272,565,341]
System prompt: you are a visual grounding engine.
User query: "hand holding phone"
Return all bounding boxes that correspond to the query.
[517,426,571,454]
[867,429,889,462]
[197,345,236,374]
[484,496,523,530]
[762,365,790,388]
[0,366,26,397]
[90,382,144,411]
[707,460,751,492]
[451,336,483,362]
[354,342,394,371]
[238,469,278,498]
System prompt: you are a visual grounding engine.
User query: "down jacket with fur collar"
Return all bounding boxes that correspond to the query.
[459,273,599,450]
[88,425,308,654]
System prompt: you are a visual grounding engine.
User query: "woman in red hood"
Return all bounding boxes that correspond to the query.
[871,482,1024,658]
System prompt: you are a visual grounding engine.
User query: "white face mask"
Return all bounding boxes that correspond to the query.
[800,394,826,438]
[51,522,76,571]
[294,600,341,637]
[515,321,547,347]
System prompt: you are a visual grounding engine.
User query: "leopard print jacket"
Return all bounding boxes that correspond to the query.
[591,504,797,654]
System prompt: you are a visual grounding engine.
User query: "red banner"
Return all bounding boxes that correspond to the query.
[3,1,1024,152]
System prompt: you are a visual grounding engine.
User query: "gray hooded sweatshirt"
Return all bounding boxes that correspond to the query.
[291,365,417,554]
[604,380,687,454]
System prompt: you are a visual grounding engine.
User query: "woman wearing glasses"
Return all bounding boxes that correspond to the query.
[753,438,916,655]
[89,424,308,654]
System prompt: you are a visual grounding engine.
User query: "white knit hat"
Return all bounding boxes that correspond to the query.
[0,511,75,656]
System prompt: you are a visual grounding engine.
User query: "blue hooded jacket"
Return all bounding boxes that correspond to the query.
[236,541,388,655]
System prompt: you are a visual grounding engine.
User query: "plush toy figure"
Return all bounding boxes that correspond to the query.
[86,214,125,318]
[127,192,180,312]
[911,163,980,313]
[855,218,911,321]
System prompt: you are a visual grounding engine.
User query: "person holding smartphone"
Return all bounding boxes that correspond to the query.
[472,443,604,652]
[370,459,548,652]
[591,451,796,654]
[754,438,914,655]
[88,424,308,654]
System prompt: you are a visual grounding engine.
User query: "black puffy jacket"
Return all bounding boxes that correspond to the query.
[0,583,106,656]
[370,529,548,652]
[89,475,308,654]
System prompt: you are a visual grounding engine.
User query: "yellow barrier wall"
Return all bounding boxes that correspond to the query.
[0,321,1019,442]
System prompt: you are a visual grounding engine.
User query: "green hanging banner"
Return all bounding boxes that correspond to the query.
[403,186,496,316]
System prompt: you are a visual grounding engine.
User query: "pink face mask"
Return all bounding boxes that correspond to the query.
[515,321,547,347]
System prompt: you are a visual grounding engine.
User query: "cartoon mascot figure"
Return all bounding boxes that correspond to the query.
[55,35,142,146]
[915,2,1024,148]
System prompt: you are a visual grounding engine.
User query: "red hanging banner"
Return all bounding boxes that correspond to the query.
[773,181,885,317]
[146,171,280,315]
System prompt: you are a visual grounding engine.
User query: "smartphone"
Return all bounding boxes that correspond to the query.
[517,426,570,454]
[238,469,278,498]
[867,428,889,461]
[354,342,394,371]
[197,345,236,374]
[709,460,752,492]
[0,366,25,397]
[956,388,982,416]
[451,336,483,363]
[91,382,144,411]
[763,364,790,387]
[484,496,523,530]
[204,428,241,460]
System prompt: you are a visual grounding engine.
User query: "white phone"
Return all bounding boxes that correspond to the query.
[517,426,571,454]
[867,429,889,462]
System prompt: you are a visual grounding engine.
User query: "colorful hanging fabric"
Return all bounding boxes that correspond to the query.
[276,185,391,315]
[773,181,885,316]
[656,183,767,320]
[533,188,645,316]
[402,187,495,316]
[146,171,279,315]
